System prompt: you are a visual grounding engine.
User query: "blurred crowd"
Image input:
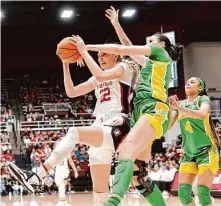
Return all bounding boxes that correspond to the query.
[0,100,13,122]
[147,145,181,198]
[16,74,95,122]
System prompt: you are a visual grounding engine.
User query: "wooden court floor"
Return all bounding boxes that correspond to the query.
[1,193,221,206]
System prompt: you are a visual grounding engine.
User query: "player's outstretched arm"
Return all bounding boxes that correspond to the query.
[70,36,125,82]
[87,43,151,57]
[62,61,94,98]
[106,6,147,67]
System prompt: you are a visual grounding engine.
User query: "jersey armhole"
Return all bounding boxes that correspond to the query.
[117,62,131,84]
[87,77,98,89]
[117,62,128,76]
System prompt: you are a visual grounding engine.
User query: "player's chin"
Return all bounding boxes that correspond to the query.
[101,65,108,70]
[185,89,194,95]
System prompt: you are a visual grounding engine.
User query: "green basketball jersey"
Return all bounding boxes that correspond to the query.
[133,45,171,107]
[178,95,216,157]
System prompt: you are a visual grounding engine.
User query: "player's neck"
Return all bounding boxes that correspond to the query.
[187,94,198,103]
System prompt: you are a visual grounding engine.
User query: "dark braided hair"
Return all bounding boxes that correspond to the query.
[197,78,221,154]
[154,33,184,61]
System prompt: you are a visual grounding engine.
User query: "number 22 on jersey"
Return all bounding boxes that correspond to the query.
[100,87,111,103]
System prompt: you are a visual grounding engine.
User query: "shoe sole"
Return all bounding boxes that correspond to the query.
[8,163,35,193]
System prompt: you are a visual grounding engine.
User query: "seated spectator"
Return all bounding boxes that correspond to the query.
[149,164,160,185]
[74,146,81,159]
[158,165,171,198]
[2,149,15,163]
[1,141,12,152]
[44,144,52,159]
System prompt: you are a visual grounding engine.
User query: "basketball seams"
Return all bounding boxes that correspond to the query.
[57,37,81,63]
[60,51,79,59]
[68,53,81,63]
[58,48,77,50]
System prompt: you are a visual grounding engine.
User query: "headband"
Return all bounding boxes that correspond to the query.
[196,77,205,91]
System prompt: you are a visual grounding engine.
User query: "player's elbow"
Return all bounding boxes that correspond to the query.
[198,112,207,120]
[66,90,76,98]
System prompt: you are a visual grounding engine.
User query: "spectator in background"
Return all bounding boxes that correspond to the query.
[158,165,171,198]
[44,145,52,159]
[12,181,19,196]
[2,150,15,163]
[149,164,160,187]
[169,162,177,177]
[0,158,7,168]
[36,147,45,163]
[74,146,81,160]
[1,141,12,152]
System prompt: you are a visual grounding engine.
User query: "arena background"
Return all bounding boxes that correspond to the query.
[1,1,221,205]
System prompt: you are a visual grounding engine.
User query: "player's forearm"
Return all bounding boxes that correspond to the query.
[86,44,119,54]
[71,164,78,173]
[113,23,147,66]
[68,157,78,173]
[87,44,150,57]
[168,108,174,130]
[178,107,207,120]
[63,63,76,97]
[113,23,132,46]
[80,51,103,78]
[168,108,178,130]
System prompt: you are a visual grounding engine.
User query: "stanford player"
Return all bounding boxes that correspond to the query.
[8,37,139,206]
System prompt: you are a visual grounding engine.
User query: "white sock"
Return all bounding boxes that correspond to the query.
[93,192,109,205]
[59,183,66,199]
[43,127,79,172]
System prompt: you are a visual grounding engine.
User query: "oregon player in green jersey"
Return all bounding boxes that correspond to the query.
[169,77,220,206]
[79,6,183,206]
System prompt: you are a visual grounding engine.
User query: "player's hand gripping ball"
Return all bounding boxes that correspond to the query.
[56,37,84,66]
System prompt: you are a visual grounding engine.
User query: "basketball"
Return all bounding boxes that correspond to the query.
[56,37,81,63]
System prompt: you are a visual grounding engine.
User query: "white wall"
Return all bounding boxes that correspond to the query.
[164,122,181,145]
[183,42,221,98]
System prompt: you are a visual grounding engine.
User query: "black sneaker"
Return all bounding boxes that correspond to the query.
[8,162,41,193]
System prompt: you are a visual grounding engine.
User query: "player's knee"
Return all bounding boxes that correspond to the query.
[197,185,212,206]
[53,127,79,153]
[178,184,193,205]
[66,127,79,141]
[133,160,155,197]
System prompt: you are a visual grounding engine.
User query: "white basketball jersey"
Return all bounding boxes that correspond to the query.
[88,62,132,118]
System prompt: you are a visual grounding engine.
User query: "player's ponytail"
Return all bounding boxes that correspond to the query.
[209,117,221,155]
[198,78,221,154]
[121,57,141,91]
[195,77,221,155]
[154,33,184,61]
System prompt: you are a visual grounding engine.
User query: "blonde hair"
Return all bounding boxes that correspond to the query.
[117,56,141,91]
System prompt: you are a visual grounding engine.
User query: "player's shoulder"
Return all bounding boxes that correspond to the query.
[149,45,170,63]
[116,62,129,72]
[198,95,210,105]
[117,62,132,85]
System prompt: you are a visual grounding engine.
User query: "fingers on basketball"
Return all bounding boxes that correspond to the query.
[56,37,82,64]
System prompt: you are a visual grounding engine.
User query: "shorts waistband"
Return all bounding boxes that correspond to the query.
[96,113,128,122]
